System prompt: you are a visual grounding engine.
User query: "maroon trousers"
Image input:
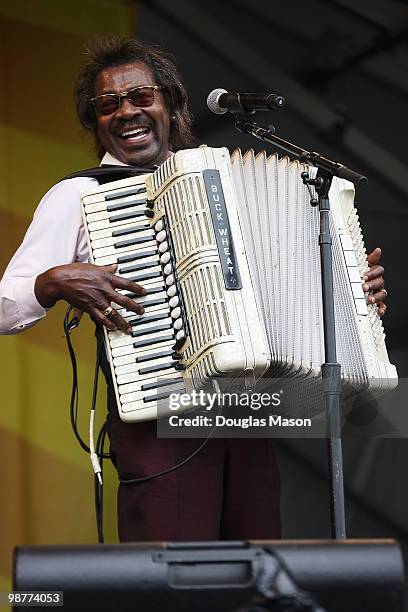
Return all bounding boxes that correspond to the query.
[107,386,281,542]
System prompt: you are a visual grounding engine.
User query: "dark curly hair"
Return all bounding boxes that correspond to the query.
[75,35,194,159]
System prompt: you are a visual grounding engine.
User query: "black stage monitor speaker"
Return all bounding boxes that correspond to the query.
[13,539,404,612]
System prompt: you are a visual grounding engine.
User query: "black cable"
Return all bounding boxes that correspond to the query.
[95,420,109,543]
[120,397,221,485]
[90,337,110,541]
[119,433,214,484]
[64,305,111,460]
[64,305,90,453]
[94,473,103,543]
[91,341,110,460]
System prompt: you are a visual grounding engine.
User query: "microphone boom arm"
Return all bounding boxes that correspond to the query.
[233,116,367,186]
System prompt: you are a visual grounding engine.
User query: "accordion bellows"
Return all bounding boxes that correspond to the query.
[81,146,397,422]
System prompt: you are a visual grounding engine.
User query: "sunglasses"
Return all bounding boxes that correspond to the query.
[90,85,162,116]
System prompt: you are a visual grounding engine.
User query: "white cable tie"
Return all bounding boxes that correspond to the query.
[90,453,103,485]
[90,409,103,485]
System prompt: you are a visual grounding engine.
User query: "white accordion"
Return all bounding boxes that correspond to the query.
[81,146,398,422]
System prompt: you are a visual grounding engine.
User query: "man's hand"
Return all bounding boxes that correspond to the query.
[363,247,387,316]
[35,262,147,334]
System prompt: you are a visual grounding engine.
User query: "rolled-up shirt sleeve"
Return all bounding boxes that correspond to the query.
[0,177,96,334]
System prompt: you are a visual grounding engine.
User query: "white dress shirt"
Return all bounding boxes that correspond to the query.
[0,153,126,334]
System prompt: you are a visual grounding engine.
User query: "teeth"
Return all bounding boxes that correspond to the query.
[121,127,149,137]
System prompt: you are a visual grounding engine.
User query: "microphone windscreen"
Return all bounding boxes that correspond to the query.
[206,88,228,114]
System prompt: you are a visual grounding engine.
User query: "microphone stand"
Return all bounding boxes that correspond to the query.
[232,114,367,539]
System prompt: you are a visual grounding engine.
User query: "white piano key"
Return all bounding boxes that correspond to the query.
[120,382,185,405]
[82,181,146,205]
[120,378,186,412]
[351,282,365,299]
[131,316,172,335]
[117,302,169,320]
[91,227,150,250]
[115,289,168,311]
[94,246,157,265]
[85,206,145,224]
[119,264,162,279]
[89,220,150,241]
[117,255,160,271]
[86,210,117,223]
[84,195,146,215]
[109,327,175,350]
[88,215,151,233]
[113,346,174,367]
[92,232,155,258]
[115,280,166,302]
[355,299,368,316]
[111,338,174,359]
[112,345,139,359]
[123,307,171,325]
[347,266,361,283]
[108,332,137,349]
[117,364,179,386]
[94,248,157,266]
[119,401,156,414]
[109,292,160,315]
[340,234,354,251]
[118,372,183,396]
[115,355,175,377]
[344,250,358,267]
[113,354,139,367]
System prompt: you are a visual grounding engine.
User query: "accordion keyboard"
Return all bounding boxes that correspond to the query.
[82,175,187,421]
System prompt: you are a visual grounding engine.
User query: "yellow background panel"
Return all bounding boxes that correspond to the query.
[0,0,135,601]
[0,0,133,37]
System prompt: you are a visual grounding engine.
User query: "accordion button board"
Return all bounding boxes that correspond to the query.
[82,175,189,422]
[81,146,397,422]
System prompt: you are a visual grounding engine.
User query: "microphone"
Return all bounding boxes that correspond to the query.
[207,88,285,115]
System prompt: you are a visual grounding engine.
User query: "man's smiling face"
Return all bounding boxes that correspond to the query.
[94,62,171,167]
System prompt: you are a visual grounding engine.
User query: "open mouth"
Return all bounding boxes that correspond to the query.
[119,126,151,142]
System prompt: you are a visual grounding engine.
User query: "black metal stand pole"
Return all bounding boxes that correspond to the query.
[312,170,346,539]
[232,116,367,539]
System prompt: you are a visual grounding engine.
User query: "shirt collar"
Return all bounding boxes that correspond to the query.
[100,151,175,168]
[100,152,129,167]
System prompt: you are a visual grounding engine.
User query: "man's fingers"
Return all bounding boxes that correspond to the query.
[368,289,387,305]
[111,274,147,296]
[92,306,132,334]
[91,307,120,333]
[363,264,384,282]
[363,276,384,294]
[377,302,387,317]
[363,250,387,317]
[109,291,145,315]
[367,247,382,266]
[102,263,118,273]
[104,308,132,334]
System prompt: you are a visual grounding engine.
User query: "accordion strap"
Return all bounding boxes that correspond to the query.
[62,164,155,185]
